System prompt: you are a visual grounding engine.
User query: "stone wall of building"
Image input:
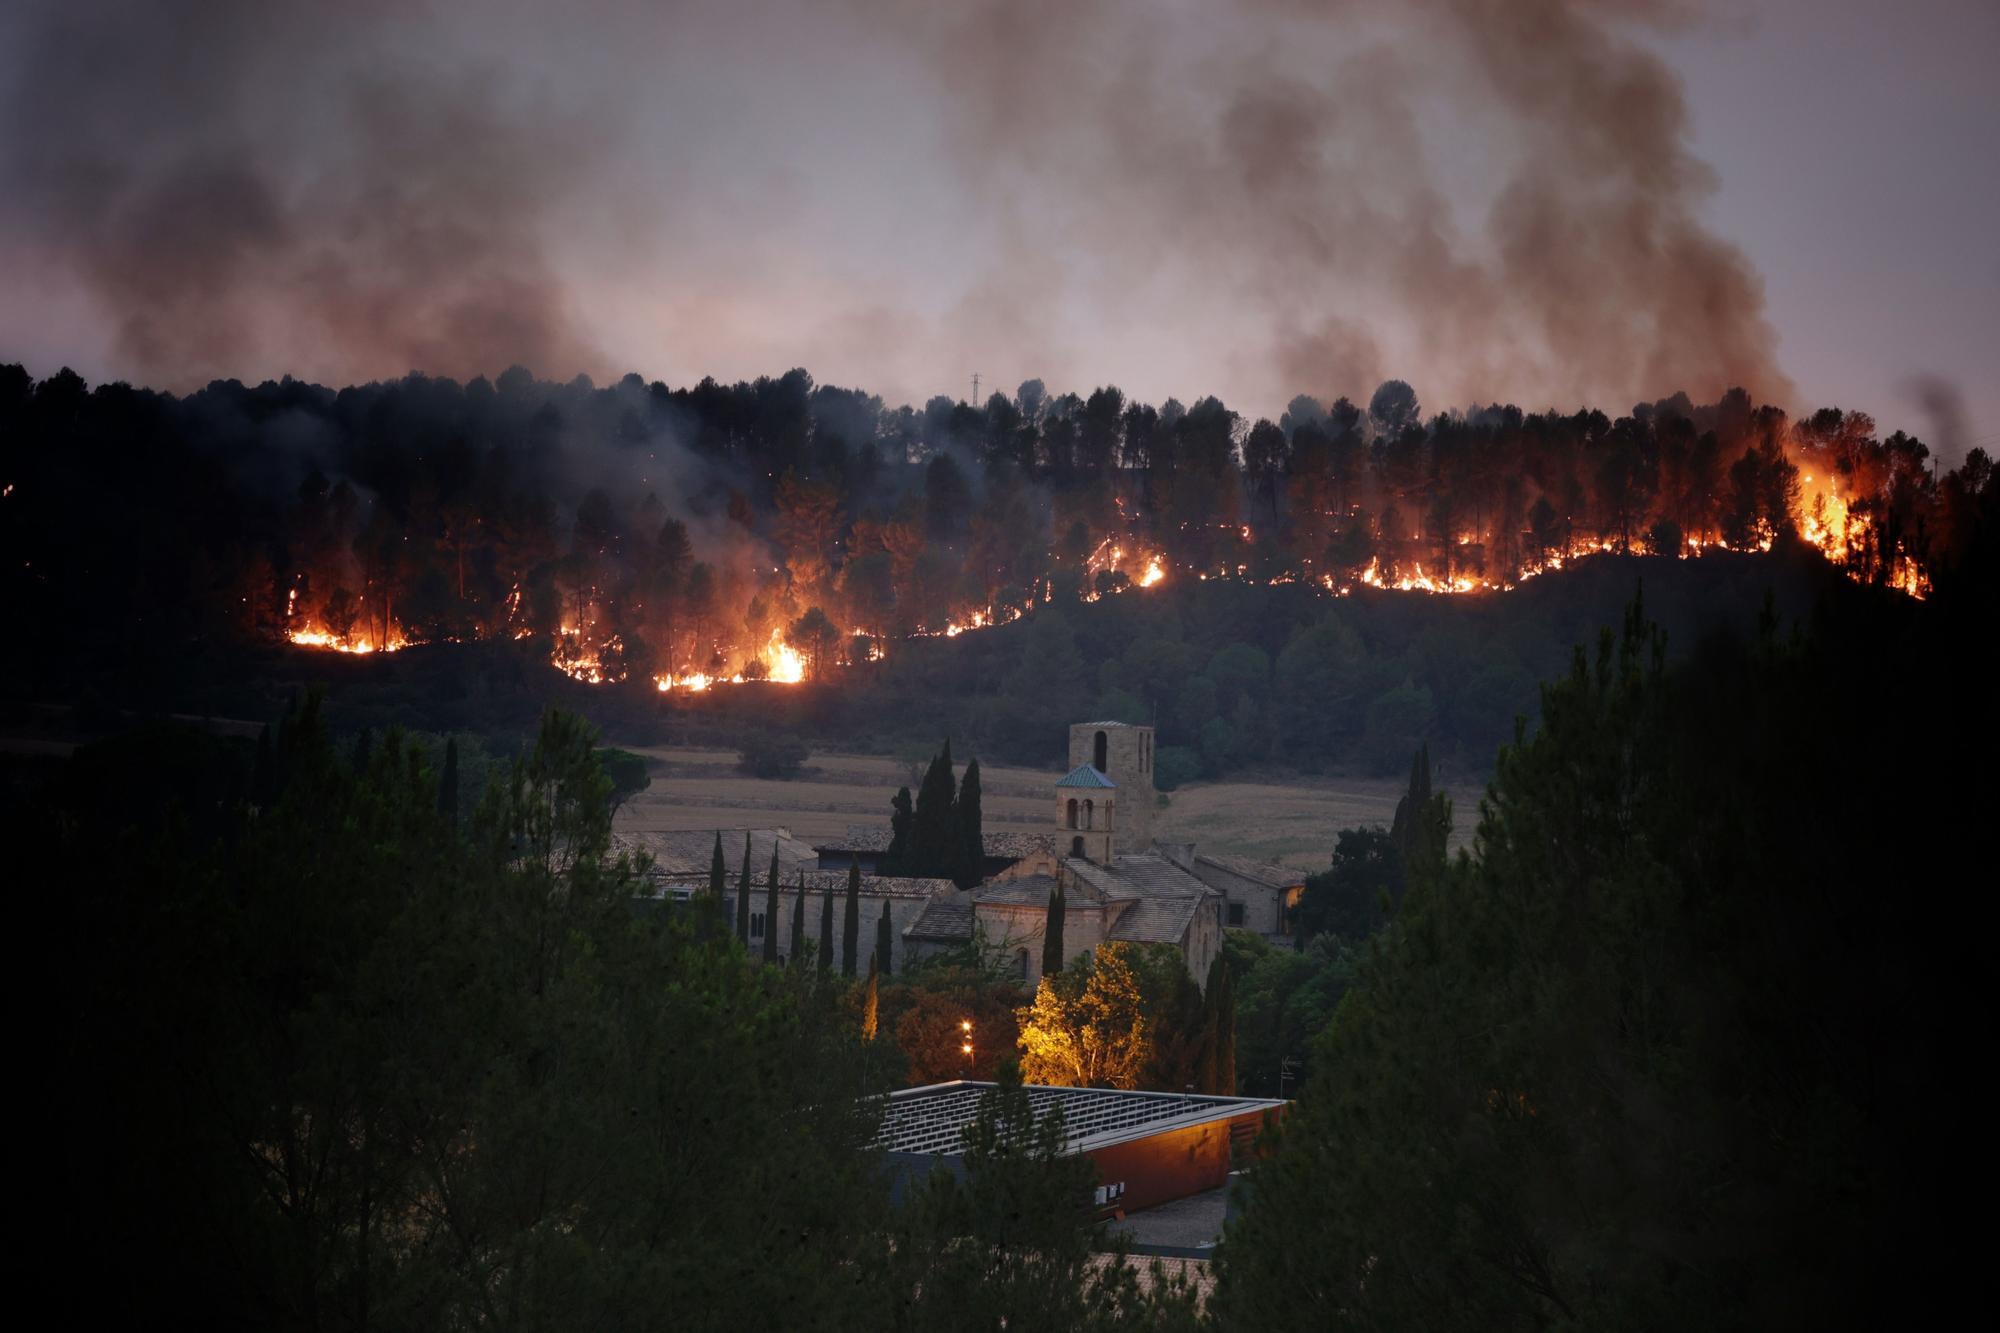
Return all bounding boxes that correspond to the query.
[1188,862,1289,935]
[1069,722,1156,851]
[728,885,937,976]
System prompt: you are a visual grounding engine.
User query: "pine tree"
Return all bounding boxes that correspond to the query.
[884,786,914,873]
[763,844,781,964]
[438,735,459,829]
[876,898,894,977]
[789,870,806,967]
[953,756,984,889]
[819,875,835,972]
[1042,881,1067,977]
[861,957,880,1041]
[842,855,860,977]
[736,831,753,945]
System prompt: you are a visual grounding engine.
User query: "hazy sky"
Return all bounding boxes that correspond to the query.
[1,0,1992,451]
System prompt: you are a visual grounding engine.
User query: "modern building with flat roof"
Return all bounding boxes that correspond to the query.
[877,1080,1286,1216]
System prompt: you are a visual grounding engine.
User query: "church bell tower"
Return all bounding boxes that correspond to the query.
[1053,721,1156,862]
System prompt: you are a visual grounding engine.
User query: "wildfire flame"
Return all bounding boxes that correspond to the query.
[285,444,1925,680]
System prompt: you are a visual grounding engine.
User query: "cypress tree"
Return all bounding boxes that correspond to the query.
[438,736,459,828]
[884,786,914,874]
[910,741,958,877]
[762,844,781,963]
[876,897,894,977]
[1200,952,1238,1094]
[1389,743,1432,867]
[1042,881,1067,977]
[818,874,835,972]
[861,957,880,1041]
[736,831,753,945]
[707,830,727,898]
[789,871,806,968]
[953,756,984,889]
[842,856,860,977]
[1213,954,1237,1095]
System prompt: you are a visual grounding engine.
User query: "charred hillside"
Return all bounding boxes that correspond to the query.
[3,363,1987,776]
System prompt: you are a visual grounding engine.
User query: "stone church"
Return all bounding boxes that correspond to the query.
[900,722,1304,986]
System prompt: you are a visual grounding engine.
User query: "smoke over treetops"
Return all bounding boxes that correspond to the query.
[3,0,1788,415]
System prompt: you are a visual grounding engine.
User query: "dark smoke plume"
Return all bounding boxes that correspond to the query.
[0,1,604,388]
[3,0,1791,413]
[878,0,1793,410]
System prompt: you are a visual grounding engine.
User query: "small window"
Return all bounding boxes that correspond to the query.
[1227,903,1246,927]
[1071,835,1085,858]
[1017,948,1031,979]
[1083,798,1094,829]
[750,911,766,938]
[1066,798,1079,829]
[1094,729,1109,771]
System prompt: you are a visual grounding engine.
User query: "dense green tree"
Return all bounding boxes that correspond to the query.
[1212,595,1981,1327]
[909,739,958,876]
[1296,827,1404,944]
[789,870,806,966]
[884,785,914,871]
[1042,881,1067,976]
[707,829,727,898]
[819,874,836,973]
[1387,741,1451,877]
[25,703,900,1328]
[842,855,861,977]
[763,844,781,963]
[953,755,984,888]
[876,898,894,977]
[736,830,753,945]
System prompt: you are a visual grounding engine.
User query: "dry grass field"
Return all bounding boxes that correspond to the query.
[610,742,1473,872]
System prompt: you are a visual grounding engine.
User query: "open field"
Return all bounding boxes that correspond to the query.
[610,743,1473,872]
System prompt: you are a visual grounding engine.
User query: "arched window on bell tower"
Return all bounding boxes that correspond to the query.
[1066,798,1078,829]
[1094,729,1108,772]
[1083,798,1094,828]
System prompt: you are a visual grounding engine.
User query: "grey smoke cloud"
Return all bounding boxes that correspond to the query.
[2,0,1794,415]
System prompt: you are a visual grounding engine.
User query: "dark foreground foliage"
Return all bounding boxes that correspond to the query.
[15,704,1191,1330]
[1210,566,1989,1328]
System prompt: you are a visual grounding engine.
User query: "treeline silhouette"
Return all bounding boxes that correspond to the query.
[4,362,1992,774]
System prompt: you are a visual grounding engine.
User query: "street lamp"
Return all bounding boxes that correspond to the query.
[960,1018,974,1067]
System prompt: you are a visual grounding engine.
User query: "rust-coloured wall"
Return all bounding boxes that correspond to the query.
[1082,1106,1279,1215]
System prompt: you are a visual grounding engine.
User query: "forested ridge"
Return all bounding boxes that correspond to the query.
[7,362,1987,775]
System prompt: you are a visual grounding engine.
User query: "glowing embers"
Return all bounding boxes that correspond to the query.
[552,625,626,684]
[651,627,809,693]
[1083,537,1169,600]
[284,584,407,653]
[1357,557,1487,595]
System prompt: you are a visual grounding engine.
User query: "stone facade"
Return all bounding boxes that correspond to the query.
[1069,722,1156,851]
